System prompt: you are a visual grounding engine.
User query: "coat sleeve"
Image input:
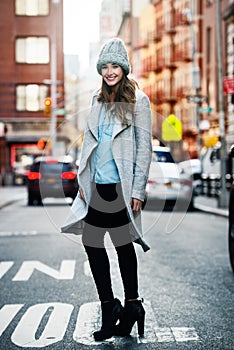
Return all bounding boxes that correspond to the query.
[132,91,152,201]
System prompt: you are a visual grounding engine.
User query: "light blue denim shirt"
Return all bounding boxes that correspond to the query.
[90,104,120,184]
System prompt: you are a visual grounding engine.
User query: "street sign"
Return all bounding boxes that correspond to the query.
[198,106,213,113]
[54,109,67,115]
[162,114,182,142]
[187,95,208,103]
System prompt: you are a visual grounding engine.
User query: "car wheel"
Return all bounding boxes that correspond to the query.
[28,192,35,206]
[28,192,42,206]
[228,190,234,273]
[188,195,195,211]
[36,196,43,206]
[229,224,234,273]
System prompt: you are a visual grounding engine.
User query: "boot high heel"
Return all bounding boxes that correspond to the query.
[114,298,145,337]
[93,298,123,341]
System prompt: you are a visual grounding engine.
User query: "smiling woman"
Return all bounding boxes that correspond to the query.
[61,37,153,341]
[63,0,102,70]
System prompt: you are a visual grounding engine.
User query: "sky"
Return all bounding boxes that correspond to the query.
[63,0,102,70]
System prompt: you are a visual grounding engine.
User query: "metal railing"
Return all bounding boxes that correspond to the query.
[197,173,233,197]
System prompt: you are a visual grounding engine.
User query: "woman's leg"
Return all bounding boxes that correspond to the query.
[117,242,139,300]
[110,227,139,300]
[82,223,124,341]
[110,229,146,338]
[82,223,114,302]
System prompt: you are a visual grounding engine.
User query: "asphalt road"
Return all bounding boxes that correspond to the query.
[0,197,233,350]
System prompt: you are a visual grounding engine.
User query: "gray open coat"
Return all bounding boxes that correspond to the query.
[61,88,152,252]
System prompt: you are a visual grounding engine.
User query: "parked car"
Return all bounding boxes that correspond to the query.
[146,146,194,210]
[26,156,78,206]
[13,163,31,185]
[228,144,234,272]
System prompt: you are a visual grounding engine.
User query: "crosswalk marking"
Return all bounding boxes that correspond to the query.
[154,327,175,342]
[73,300,200,345]
[0,231,38,237]
[81,258,200,345]
[73,302,100,346]
[171,327,199,342]
[0,301,200,347]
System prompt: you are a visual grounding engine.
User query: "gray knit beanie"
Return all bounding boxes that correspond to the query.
[96,38,131,75]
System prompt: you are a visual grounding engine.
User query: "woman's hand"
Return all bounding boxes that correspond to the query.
[79,187,85,201]
[131,198,142,212]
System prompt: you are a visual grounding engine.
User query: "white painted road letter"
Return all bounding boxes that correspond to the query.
[12,260,76,281]
[11,303,73,347]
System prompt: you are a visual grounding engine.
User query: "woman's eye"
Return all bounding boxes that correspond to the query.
[112,64,119,69]
[101,65,107,70]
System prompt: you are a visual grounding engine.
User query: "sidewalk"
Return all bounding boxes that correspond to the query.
[194,196,228,217]
[0,186,27,209]
[0,186,229,217]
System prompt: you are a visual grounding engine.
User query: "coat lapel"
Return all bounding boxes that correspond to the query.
[112,119,129,138]
[87,98,101,140]
[88,94,131,139]
[112,109,133,138]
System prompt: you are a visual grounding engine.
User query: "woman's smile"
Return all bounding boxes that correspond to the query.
[101,63,124,87]
[105,75,117,82]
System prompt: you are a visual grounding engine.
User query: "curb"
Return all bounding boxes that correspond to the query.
[194,203,228,217]
[0,195,26,210]
[0,198,23,210]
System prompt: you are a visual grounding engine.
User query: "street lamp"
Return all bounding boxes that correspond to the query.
[216,0,228,207]
[50,0,60,156]
[183,7,202,171]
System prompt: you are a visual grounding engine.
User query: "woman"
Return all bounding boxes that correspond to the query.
[61,38,152,340]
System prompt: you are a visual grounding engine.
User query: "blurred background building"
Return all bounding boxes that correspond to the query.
[0,0,233,185]
[0,0,66,185]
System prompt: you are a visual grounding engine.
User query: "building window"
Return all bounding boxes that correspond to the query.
[206,0,213,5]
[206,27,212,65]
[16,37,49,64]
[15,0,49,16]
[16,85,48,111]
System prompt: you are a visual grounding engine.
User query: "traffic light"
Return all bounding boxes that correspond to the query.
[44,97,52,116]
[37,138,47,150]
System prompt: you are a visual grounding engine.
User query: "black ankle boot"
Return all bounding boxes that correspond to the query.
[93,298,123,341]
[114,299,145,337]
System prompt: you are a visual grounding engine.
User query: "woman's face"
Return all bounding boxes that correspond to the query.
[101,63,124,89]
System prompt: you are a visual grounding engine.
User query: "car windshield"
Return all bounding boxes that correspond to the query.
[152,151,175,163]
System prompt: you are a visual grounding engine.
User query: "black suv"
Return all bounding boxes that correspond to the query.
[228,145,234,272]
[27,156,79,206]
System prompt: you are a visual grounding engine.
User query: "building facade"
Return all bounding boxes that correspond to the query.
[133,0,202,159]
[200,0,231,150]
[223,1,234,150]
[116,0,233,160]
[0,0,65,184]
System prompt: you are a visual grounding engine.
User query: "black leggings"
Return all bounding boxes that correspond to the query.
[82,183,139,302]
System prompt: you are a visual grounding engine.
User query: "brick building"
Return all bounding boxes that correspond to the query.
[116,0,233,160]
[0,0,65,184]
[201,0,231,150]
[131,0,202,159]
[223,1,234,150]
